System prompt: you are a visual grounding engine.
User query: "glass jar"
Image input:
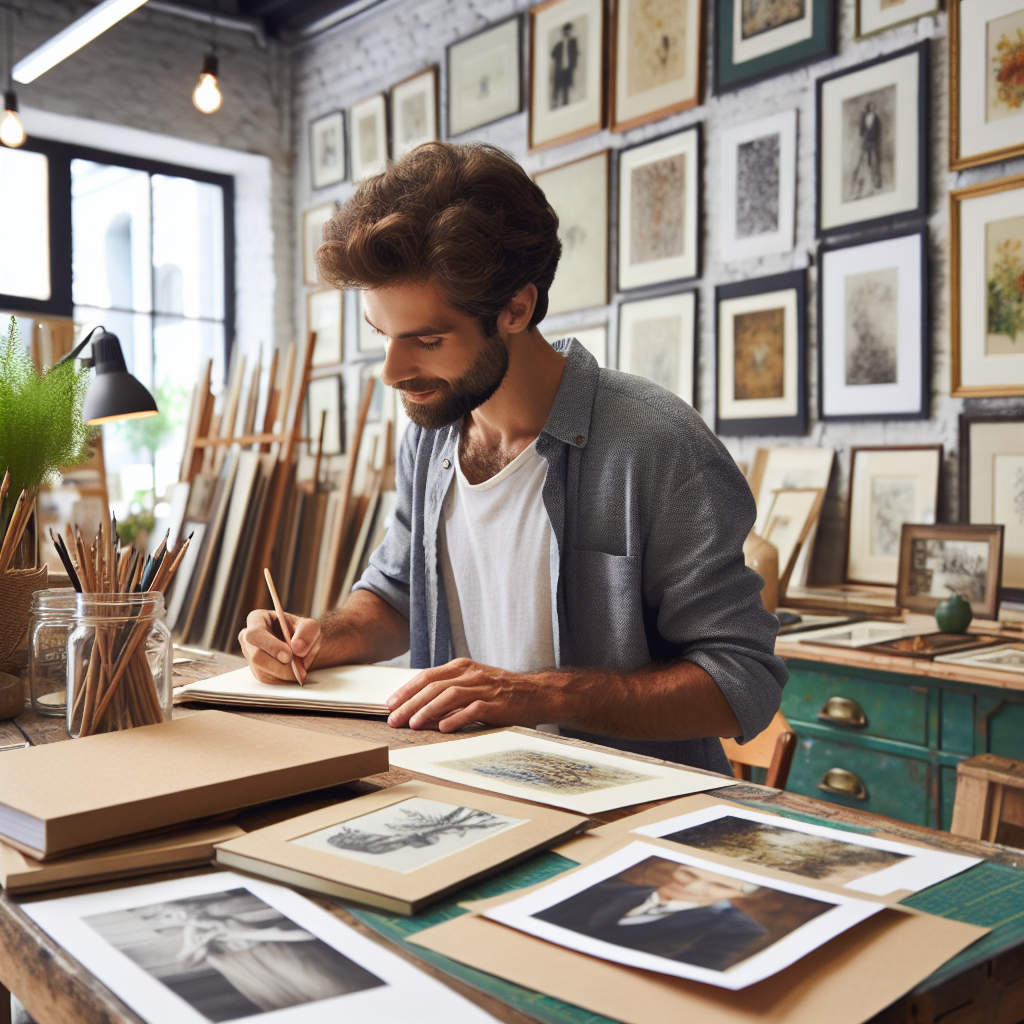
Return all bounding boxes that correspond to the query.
[67,593,172,738]
[28,588,78,717]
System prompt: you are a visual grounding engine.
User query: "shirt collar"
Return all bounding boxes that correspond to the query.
[539,337,600,449]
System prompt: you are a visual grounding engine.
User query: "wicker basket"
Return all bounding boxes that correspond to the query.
[0,566,49,667]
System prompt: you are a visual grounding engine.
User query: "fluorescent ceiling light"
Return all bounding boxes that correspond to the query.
[13,0,149,84]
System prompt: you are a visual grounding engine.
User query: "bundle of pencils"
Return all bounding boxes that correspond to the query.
[0,470,39,575]
[52,517,194,736]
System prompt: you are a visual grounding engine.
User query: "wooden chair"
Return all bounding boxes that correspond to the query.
[720,711,797,790]
[950,753,1024,849]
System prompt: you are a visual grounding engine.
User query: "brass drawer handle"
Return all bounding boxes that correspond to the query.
[817,696,867,728]
[819,768,868,800]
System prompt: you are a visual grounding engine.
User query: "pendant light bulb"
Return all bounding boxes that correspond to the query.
[0,91,25,148]
[192,53,222,114]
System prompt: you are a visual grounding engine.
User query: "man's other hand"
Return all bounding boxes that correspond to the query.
[238,609,323,684]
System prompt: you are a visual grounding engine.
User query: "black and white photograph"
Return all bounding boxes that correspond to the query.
[857,0,938,37]
[390,67,437,161]
[349,94,388,182]
[817,44,926,235]
[291,797,525,874]
[618,291,696,404]
[309,110,346,190]
[446,16,522,137]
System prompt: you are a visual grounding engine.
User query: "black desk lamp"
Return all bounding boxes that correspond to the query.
[55,327,159,425]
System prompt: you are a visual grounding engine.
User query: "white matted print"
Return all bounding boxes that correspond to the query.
[535,152,608,315]
[936,641,1024,673]
[303,203,336,287]
[390,68,437,161]
[819,228,926,419]
[733,0,814,64]
[447,16,522,137]
[632,805,980,895]
[619,128,700,290]
[23,872,494,1024]
[308,289,343,366]
[484,840,883,990]
[309,110,346,190]
[389,731,731,815]
[618,291,696,404]
[719,110,797,262]
[858,0,937,37]
[350,94,388,182]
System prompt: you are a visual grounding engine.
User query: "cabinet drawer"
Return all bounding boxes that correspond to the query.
[786,734,931,826]
[781,667,927,745]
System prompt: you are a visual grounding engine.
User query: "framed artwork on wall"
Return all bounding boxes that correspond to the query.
[306,375,345,456]
[618,127,700,291]
[529,0,605,150]
[309,110,346,190]
[356,291,385,354]
[950,0,1024,169]
[349,94,388,182]
[390,67,438,160]
[611,0,702,131]
[857,0,938,37]
[959,411,1024,602]
[617,290,696,405]
[715,270,806,437]
[816,43,927,236]
[818,225,928,421]
[719,110,797,263]
[714,0,835,94]
[307,289,344,366]
[553,325,607,366]
[302,203,337,287]
[534,151,609,316]
[446,15,523,137]
[845,445,941,586]
[950,173,1024,397]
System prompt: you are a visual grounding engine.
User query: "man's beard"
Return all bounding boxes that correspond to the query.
[394,335,510,430]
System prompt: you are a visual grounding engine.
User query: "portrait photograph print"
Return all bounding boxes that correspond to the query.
[483,841,883,990]
[611,0,701,131]
[951,172,1024,396]
[617,291,696,405]
[618,127,700,291]
[719,109,797,263]
[349,93,388,182]
[446,15,522,137]
[530,0,605,149]
[817,43,927,236]
[309,110,346,190]
[951,0,1024,169]
[858,0,938,38]
[845,445,941,586]
[818,226,928,420]
[302,202,337,287]
[390,67,437,161]
[715,0,836,94]
[715,270,807,437]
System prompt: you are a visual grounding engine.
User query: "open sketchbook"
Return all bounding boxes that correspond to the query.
[175,664,417,715]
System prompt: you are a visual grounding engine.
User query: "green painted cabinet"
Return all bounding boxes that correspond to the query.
[779,659,1024,831]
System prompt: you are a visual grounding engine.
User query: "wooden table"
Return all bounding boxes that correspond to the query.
[0,651,1021,1024]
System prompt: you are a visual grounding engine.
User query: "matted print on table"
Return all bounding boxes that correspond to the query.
[959,411,1024,601]
[719,110,797,263]
[817,43,927,236]
[390,67,438,161]
[950,0,1024,169]
[951,173,1024,396]
[535,151,609,315]
[349,94,388,182]
[618,127,700,291]
[715,271,806,436]
[714,0,836,94]
[530,0,605,149]
[618,290,696,405]
[611,0,702,131]
[845,445,941,586]
[309,110,346,190]
[818,226,928,420]
[307,289,344,366]
[857,0,938,37]
[897,523,1004,620]
[446,15,523,137]
[303,203,337,287]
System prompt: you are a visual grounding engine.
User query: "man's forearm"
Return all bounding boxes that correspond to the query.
[312,590,410,668]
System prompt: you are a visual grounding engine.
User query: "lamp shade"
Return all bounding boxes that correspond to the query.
[81,330,158,425]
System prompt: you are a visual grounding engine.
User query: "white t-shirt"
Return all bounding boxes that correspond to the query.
[438,441,556,673]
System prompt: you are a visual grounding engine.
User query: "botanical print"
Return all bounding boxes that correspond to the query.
[909,539,991,602]
[987,9,1024,123]
[985,214,1024,354]
[358,114,379,166]
[627,315,683,393]
[733,308,785,401]
[993,453,1024,586]
[841,85,896,203]
[869,477,915,557]
[291,798,524,875]
[627,0,687,96]
[436,750,655,795]
[549,17,588,109]
[84,888,383,1021]
[845,267,898,386]
[741,0,807,39]
[736,134,780,238]
[630,155,685,265]
[399,93,427,147]
[658,816,908,886]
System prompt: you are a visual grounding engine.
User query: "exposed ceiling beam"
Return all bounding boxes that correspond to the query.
[146,0,267,47]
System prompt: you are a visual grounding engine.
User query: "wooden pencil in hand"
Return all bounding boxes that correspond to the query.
[263,567,305,685]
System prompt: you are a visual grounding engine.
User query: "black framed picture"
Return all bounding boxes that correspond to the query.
[818,224,928,422]
[715,270,806,436]
[714,0,835,95]
[446,14,523,138]
[309,110,346,190]
[816,42,928,237]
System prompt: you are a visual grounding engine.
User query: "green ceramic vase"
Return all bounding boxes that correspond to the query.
[934,592,973,634]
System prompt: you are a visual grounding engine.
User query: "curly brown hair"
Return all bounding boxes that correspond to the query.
[316,142,561,334]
